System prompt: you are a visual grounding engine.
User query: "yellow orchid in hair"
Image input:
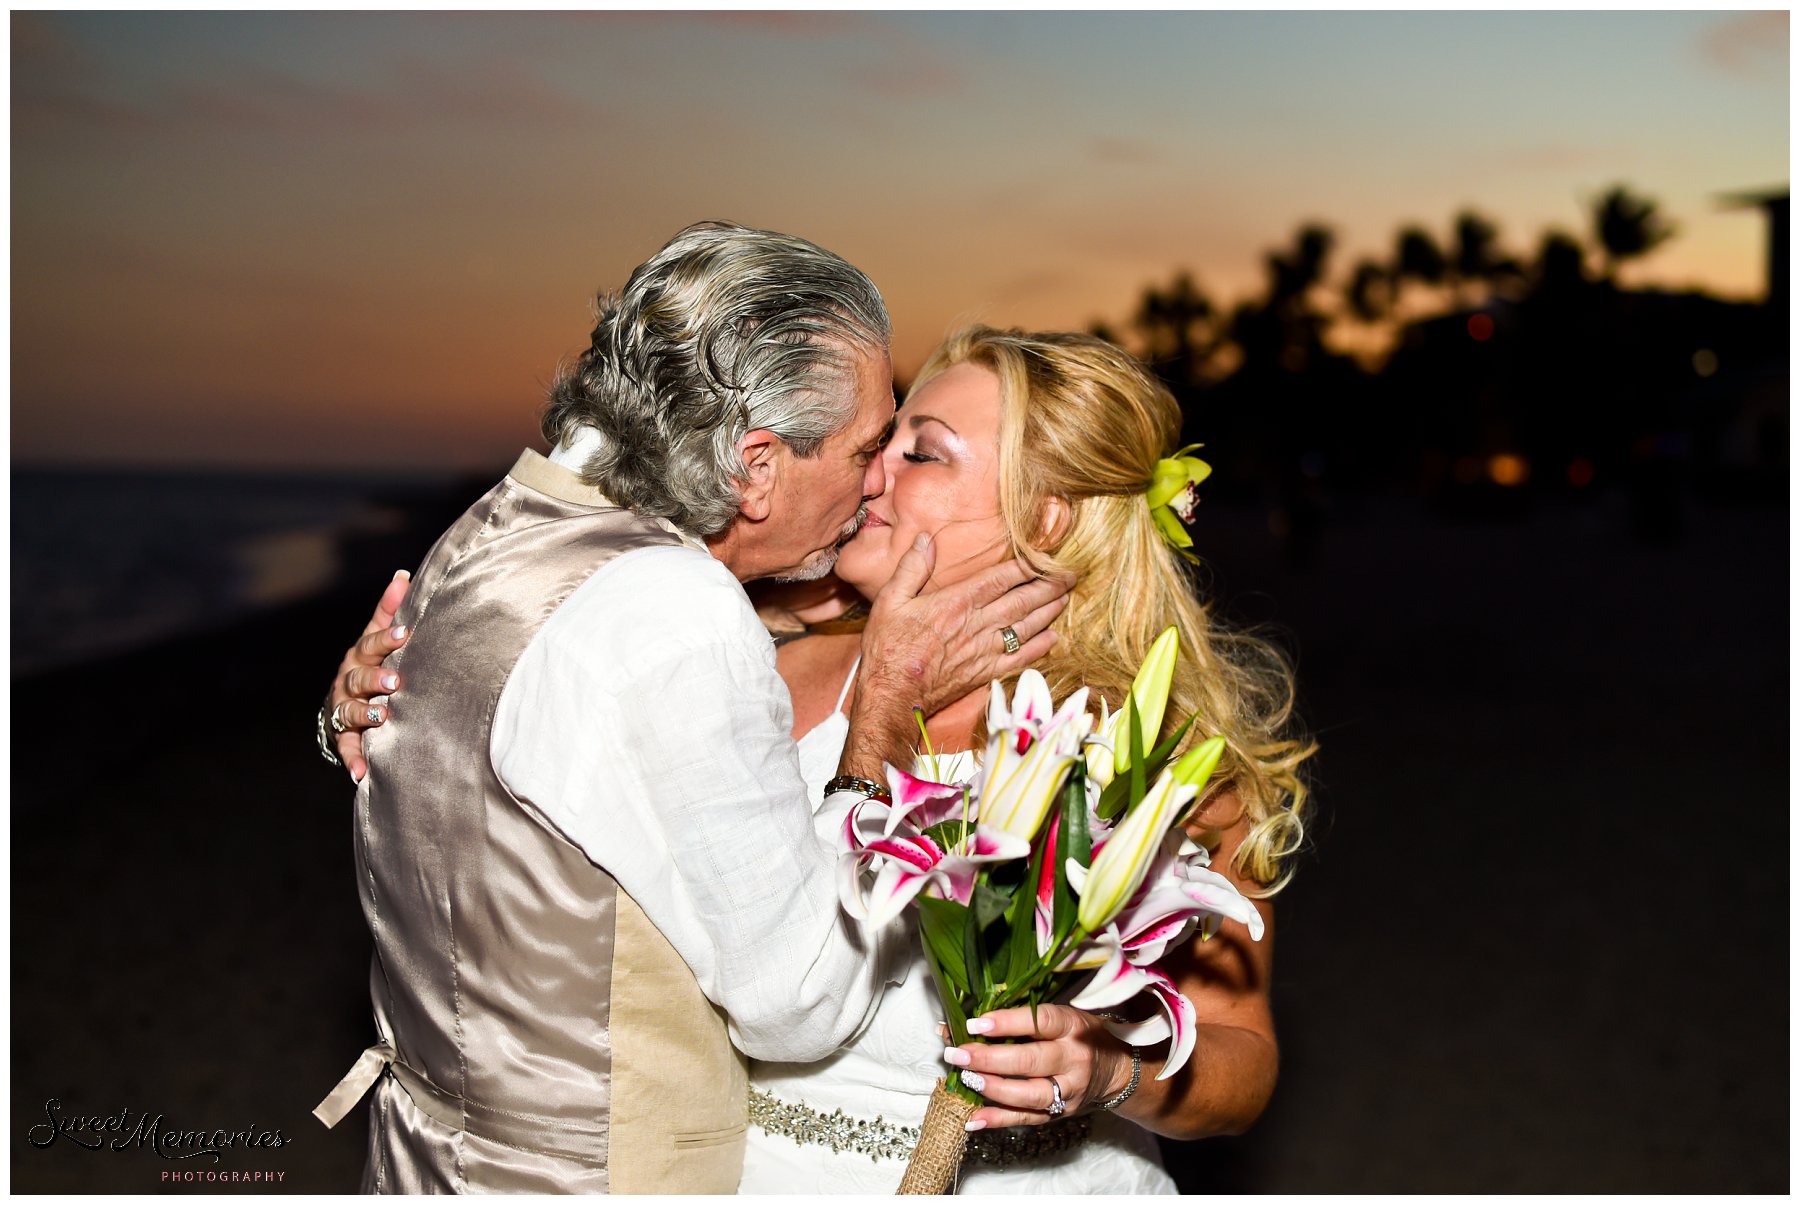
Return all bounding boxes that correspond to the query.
[1146,443,1212,553]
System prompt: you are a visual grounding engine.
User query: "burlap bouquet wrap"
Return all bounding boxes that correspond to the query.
[895,1080,978,1194]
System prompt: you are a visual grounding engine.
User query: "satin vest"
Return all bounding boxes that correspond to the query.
[315,450,749,1193]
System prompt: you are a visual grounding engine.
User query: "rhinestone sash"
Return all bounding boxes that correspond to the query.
[748,1088,1092,1167]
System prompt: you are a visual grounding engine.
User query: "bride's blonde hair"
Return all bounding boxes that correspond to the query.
[910,326,1315,895]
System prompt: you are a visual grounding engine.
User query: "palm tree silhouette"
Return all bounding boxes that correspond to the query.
[1592,185,1676,283]
[1346,259,1393,324]
[1133,270,1215,386]
[1393,224,1449,316]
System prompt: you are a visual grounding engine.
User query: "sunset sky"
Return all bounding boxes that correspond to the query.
[11,10,1789,472]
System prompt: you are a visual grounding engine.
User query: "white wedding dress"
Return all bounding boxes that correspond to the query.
[736,661,1177,1195]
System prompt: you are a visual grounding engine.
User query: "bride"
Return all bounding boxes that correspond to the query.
[325,326,1313,1193]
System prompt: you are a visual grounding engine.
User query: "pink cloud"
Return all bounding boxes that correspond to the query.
[19,53,598,143]
[1697,11,1787,79]
[552,10,864,37]
[1091,137,1159,165]
[1496,144,1635,173]
[856,60,963,99]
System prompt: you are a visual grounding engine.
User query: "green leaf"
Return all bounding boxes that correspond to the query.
[925,954,971,1048]
[1050,763,1089,953]
[963,890,987,1000]
[971,879,1013,930]
[1127,694,1147,814]
[1096,711,1197,821]
[922,818,972,851]
[1004,820,1049,986]
[915,895,972,998]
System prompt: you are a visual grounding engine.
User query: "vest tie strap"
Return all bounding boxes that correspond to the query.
[313,1042,613,1165]
[313,1042,395,1128]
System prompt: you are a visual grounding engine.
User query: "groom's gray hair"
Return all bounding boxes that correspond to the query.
[542,221,890,537]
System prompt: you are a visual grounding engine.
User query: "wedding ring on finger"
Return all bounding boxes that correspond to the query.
[999,625,1022,655]
[329,703,350,735]
[1047,1076,1066,1117]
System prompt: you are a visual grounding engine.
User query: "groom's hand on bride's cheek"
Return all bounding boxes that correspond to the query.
[863,535,1071,713]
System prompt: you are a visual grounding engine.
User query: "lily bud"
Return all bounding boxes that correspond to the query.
[1085,701,1120,789]
[1076,766,1200,932]
[1169,735,1227,794]
[1114,627,1180,777]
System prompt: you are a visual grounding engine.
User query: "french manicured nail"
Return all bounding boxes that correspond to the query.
[394,569,411,580]
[913,533,930,551]
[390,624,408,641]
[380,672,399,691]
[964,1119,987,1132]
[965,1018,994,1035]
[958,1070,986,1092]
[942,1047,971,1067]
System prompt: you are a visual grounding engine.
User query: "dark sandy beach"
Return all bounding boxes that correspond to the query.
[10,490,1787,1193]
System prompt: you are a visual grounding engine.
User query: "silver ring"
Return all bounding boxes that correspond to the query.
[328,704,349,735]
[365,706,382,726]
[999,626,1022,655]
[1047,1075,1065,1117]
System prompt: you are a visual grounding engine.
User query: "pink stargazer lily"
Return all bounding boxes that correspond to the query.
[1032,812,1061,956]
[838,823,1029,928]
[838,763,1029,928]
[1058,828,1264,1079]
[985,670,1089,758]
[1073,960,1197,1081]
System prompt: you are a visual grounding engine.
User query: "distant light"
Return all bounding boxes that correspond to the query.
[1692,348,1718,377]
[1467,313,1495,342]
[1567,458,1596,488]
[1488,453,1529,487]
[1454,456,1483,485]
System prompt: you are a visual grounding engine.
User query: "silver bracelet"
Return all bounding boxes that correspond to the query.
[316,705,343,768]
[1098,1046,1141,1111]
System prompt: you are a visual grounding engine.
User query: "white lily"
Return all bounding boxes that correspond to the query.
[978,672,1094,842]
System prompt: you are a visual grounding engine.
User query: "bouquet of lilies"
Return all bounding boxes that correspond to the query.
[838,628,1265,1191]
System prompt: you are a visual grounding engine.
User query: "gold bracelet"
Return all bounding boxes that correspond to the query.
[824,774,892,804]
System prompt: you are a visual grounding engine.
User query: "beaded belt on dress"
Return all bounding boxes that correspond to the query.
[748,1087,1091,1167]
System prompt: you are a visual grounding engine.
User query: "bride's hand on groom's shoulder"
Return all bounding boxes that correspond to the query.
[859,534,1073,714]
[941,1005,1134,1131]
[322,570,413,783]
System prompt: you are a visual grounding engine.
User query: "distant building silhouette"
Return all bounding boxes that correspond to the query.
[1718,187,1788,321]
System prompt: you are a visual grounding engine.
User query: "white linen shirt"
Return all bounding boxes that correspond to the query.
[489,433,888,1064]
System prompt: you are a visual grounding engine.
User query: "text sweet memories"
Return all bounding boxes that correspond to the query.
[28,1099,289,1162]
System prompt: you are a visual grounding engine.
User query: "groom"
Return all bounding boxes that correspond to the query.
[313,222,1066,1193]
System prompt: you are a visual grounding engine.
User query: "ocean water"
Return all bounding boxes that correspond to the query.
[11,467,451,677]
